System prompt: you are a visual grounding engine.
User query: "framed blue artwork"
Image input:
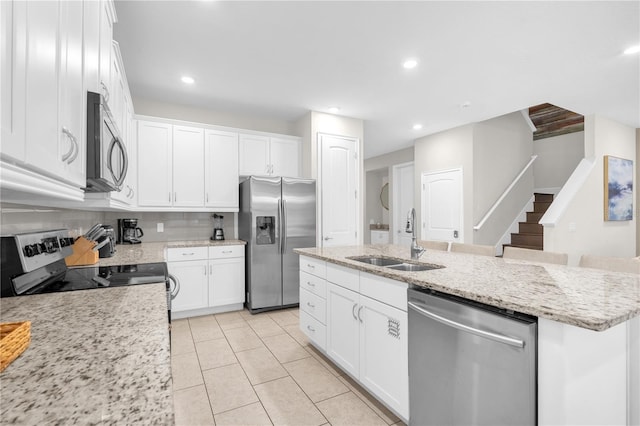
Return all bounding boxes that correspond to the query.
[604,155,633,221]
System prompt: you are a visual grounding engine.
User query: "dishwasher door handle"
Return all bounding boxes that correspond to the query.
[408,301,525,348]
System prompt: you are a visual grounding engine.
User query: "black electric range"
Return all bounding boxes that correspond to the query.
[0,230,175,321]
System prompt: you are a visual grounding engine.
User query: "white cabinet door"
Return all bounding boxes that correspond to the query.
[82,0,100,94]
[110,41,125,137]
[137,121,172,206]
[209,257,245,307]
[359,295,409,419]
[326,282,360,377]
[169,260,209,312]
[98,0,114,104]
[24,1,63,179]
[1,1,26,162]
[270,137,300,177]
[172,125,205,206]
[205,130,239,209]
[58,0,85,187]
[239,134,270,176]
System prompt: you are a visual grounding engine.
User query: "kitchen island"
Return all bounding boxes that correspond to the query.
[295,244,640,426]
[0,283,173,424]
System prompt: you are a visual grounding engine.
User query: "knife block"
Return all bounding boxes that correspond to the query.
[64,237,99,266]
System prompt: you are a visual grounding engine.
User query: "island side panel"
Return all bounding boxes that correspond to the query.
[538,318,629,426]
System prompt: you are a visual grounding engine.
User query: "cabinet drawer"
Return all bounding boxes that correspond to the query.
[300,271,326,299]
[326,263,359,292]
[300,256,326,278]
[360,271,408,311]
[300,310,326,350]
[167,246,208,261]
[300,287,326,323]
[209,245,244,259]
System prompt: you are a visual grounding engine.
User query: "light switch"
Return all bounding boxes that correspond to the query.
[157,223,164,233]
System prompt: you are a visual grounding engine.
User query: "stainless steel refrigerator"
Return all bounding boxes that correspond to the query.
[239,176,316,313]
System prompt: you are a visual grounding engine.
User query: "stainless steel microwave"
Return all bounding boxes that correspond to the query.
[85,91,128,192]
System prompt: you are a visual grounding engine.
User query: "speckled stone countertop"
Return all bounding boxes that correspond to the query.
[295,245,640,332]
[95,239,246,266]
[0,283,173,424]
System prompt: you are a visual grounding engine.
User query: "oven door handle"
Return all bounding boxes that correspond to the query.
[169,274,180,299]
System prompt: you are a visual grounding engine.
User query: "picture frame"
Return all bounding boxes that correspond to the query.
[604,155,633,221]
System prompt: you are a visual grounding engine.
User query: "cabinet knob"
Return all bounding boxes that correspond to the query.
[307,281,315,287]
[307,302,315,308]
[307,325,315,332]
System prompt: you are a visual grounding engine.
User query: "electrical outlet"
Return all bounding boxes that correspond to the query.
[157,223,164,233]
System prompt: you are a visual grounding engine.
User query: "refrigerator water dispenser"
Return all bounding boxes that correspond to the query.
[256,216,275,245]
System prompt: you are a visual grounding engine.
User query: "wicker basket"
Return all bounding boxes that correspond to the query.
[0,321,31,373]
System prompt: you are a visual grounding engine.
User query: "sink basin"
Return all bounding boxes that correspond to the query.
[348,256,404,267]
[386,263,443,272]
[347,255,444,272]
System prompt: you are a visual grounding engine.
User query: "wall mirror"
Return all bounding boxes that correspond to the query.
[380,183,389,210]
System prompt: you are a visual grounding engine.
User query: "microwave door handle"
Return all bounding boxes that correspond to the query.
[107,136,118,186]
[115,137,128,187]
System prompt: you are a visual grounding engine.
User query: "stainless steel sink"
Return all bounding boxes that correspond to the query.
[348,256,405,267]
[347,255,444,272]
[386,263,443,272]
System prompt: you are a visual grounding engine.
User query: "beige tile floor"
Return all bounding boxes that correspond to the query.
[171,307,407,426]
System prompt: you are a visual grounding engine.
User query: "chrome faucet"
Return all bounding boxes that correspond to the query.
[406,208,425,259]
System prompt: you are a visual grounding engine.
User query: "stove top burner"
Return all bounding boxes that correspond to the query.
[34,262,169,294]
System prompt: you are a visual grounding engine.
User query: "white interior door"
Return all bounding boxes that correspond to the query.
[392,162,414,245]
[421,168,463,243]
[319,133,358,247]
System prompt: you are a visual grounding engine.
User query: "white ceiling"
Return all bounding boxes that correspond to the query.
[113,1,640,159]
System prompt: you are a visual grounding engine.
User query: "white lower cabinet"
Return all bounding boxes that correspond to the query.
[306,259,409,421]
[170,258,209,312]
[168,245,245,319]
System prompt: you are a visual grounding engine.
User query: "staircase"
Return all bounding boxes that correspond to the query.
[505,193,553,251]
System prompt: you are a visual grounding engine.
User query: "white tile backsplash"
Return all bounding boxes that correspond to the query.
[0,204,237,242]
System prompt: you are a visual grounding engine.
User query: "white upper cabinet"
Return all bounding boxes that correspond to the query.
[205,130,239,210]
[239,134,271,176]
[1,0,26,163]
[58,0,85,187]
[239,134,301,177]
[137,121,173,206]
[270,137,301,177]
[172,125,205,207]
[99,0,115,105]
[1,1,85,188]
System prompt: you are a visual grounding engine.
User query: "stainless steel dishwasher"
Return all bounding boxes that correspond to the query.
[408,287,537,426]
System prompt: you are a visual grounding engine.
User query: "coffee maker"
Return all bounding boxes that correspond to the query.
[211,214,225,241]
[117,218,144,244]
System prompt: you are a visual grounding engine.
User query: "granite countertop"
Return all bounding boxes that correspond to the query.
[95,239,246,267]
[0,283,173,424]
[295,245,640,332]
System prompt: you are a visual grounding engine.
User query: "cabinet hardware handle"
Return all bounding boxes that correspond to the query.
[324,237,333,241]
[101,81,110,103]
[222,250,232,254]
[307,325,315,332]
[182,252,195,256]
[357,306,363,323]
[307,281,315,287]
[169,192,171,203]
[61,127,74,162]
[174,192,177,203]
[307,302,315,308]
[67,131,79,164]
[203,265,207,275]
[206,193,209,203]
[352,303,358,320]
[210,265,213,275]
[307,264,315,268]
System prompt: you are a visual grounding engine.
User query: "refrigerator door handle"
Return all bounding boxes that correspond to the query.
[277,199,283,254]
[282,199,287,254]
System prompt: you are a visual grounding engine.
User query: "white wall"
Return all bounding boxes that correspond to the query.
[534,131,585,192]
[544,115,636,265]
[414,124,474,241]
[472,112,534,245]
[133,97,298,136]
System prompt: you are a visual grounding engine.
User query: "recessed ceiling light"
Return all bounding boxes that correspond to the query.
[403,59,418,69]
[412,124,423,130]
[181,76,195,84]
[328,106,340,114]
[624,45,640,55]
